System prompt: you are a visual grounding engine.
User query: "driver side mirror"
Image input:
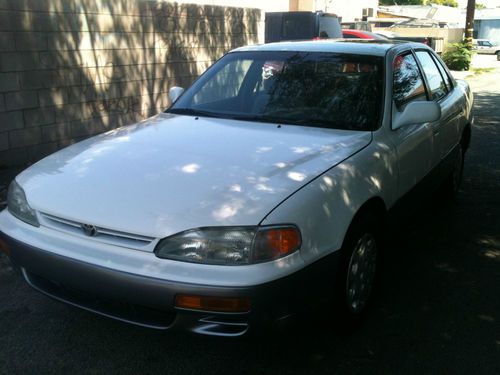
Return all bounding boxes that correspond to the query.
[168,86,185,104]
[393,101,441,130]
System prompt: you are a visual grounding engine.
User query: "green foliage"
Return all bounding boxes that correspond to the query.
[442,42,473,71]
[430,0,458,7]
[476,3,486,9]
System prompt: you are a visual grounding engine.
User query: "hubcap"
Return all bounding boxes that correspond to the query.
[346,233,377,314]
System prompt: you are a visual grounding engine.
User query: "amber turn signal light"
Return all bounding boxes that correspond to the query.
[175,294,251,313]
[253,226,301,263]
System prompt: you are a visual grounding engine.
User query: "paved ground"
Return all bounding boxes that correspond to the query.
[0,73,499,374]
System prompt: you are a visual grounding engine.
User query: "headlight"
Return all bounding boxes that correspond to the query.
[155,226,301,265]
[7,181,39,227]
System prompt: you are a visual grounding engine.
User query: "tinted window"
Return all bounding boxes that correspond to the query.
[393,53,427,110]
[416,51,448,100]
[170,51,384,131]
[431,53,453,92]
[319,15,341,38]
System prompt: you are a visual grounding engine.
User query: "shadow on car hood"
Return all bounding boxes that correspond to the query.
[17,113,372,238]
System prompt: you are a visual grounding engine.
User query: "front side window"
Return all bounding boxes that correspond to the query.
[416,51,448,101]
[393,53,427,110]
[169,51,384,131]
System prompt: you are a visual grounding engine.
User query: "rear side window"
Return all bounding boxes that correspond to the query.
[319,15,341,38]
[431,53,453,92]
[393,53,427,110]
[416,51,448,101]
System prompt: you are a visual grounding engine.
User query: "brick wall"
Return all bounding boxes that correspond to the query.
[0,0,262,167]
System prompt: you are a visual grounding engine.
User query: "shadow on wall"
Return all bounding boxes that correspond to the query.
[0,0,261,166]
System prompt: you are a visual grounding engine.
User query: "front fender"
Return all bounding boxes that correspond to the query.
[260,141,397,264]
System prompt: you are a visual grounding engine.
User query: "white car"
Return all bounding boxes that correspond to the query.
[0,41,473,337]
[473,39,500,59]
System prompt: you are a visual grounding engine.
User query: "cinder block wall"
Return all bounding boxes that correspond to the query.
[0,0,262,167]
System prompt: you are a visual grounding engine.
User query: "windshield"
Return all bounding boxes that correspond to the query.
[168,51,384,131]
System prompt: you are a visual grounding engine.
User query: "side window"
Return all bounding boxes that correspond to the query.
[431,53,453,92]
[393,53,427,110]
[416,51,448,101]
[319,16,341,38]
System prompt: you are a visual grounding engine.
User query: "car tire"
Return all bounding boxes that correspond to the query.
[442,144,464,198]
[332,212,380,332]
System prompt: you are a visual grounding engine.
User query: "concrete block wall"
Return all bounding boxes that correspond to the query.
[0,0,262,167]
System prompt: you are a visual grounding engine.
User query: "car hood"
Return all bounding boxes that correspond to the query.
[18,114,371,238]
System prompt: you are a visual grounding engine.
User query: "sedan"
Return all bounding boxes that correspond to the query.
[0,40,473,337]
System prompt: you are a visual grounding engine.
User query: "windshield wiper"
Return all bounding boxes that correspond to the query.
[167,108,335,128]
[166,108,223,118]
[224,113,308,125]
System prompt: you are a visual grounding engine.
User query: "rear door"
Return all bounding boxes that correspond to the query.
[414,50,460,167]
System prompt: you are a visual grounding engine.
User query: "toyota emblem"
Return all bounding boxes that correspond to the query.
[81,224,98,237]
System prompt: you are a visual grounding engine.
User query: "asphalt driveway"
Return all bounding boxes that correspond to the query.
[0,72,499,374]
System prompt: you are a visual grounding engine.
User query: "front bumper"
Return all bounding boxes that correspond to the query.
[1,231,339,336]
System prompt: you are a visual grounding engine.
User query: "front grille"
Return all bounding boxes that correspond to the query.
[39,212,155,251]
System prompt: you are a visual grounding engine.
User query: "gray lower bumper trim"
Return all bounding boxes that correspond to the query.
[2,231,340,336]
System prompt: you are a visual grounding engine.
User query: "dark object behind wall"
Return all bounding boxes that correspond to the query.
[265,12,342,43]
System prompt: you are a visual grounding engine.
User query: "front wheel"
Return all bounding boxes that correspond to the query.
[333,213,380,331]
[345,232,378,314]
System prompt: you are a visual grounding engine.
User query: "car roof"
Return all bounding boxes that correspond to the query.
[231,39,409,57]
[342,30,389,40]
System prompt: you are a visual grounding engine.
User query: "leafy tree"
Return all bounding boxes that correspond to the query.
[432,0,458,7]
